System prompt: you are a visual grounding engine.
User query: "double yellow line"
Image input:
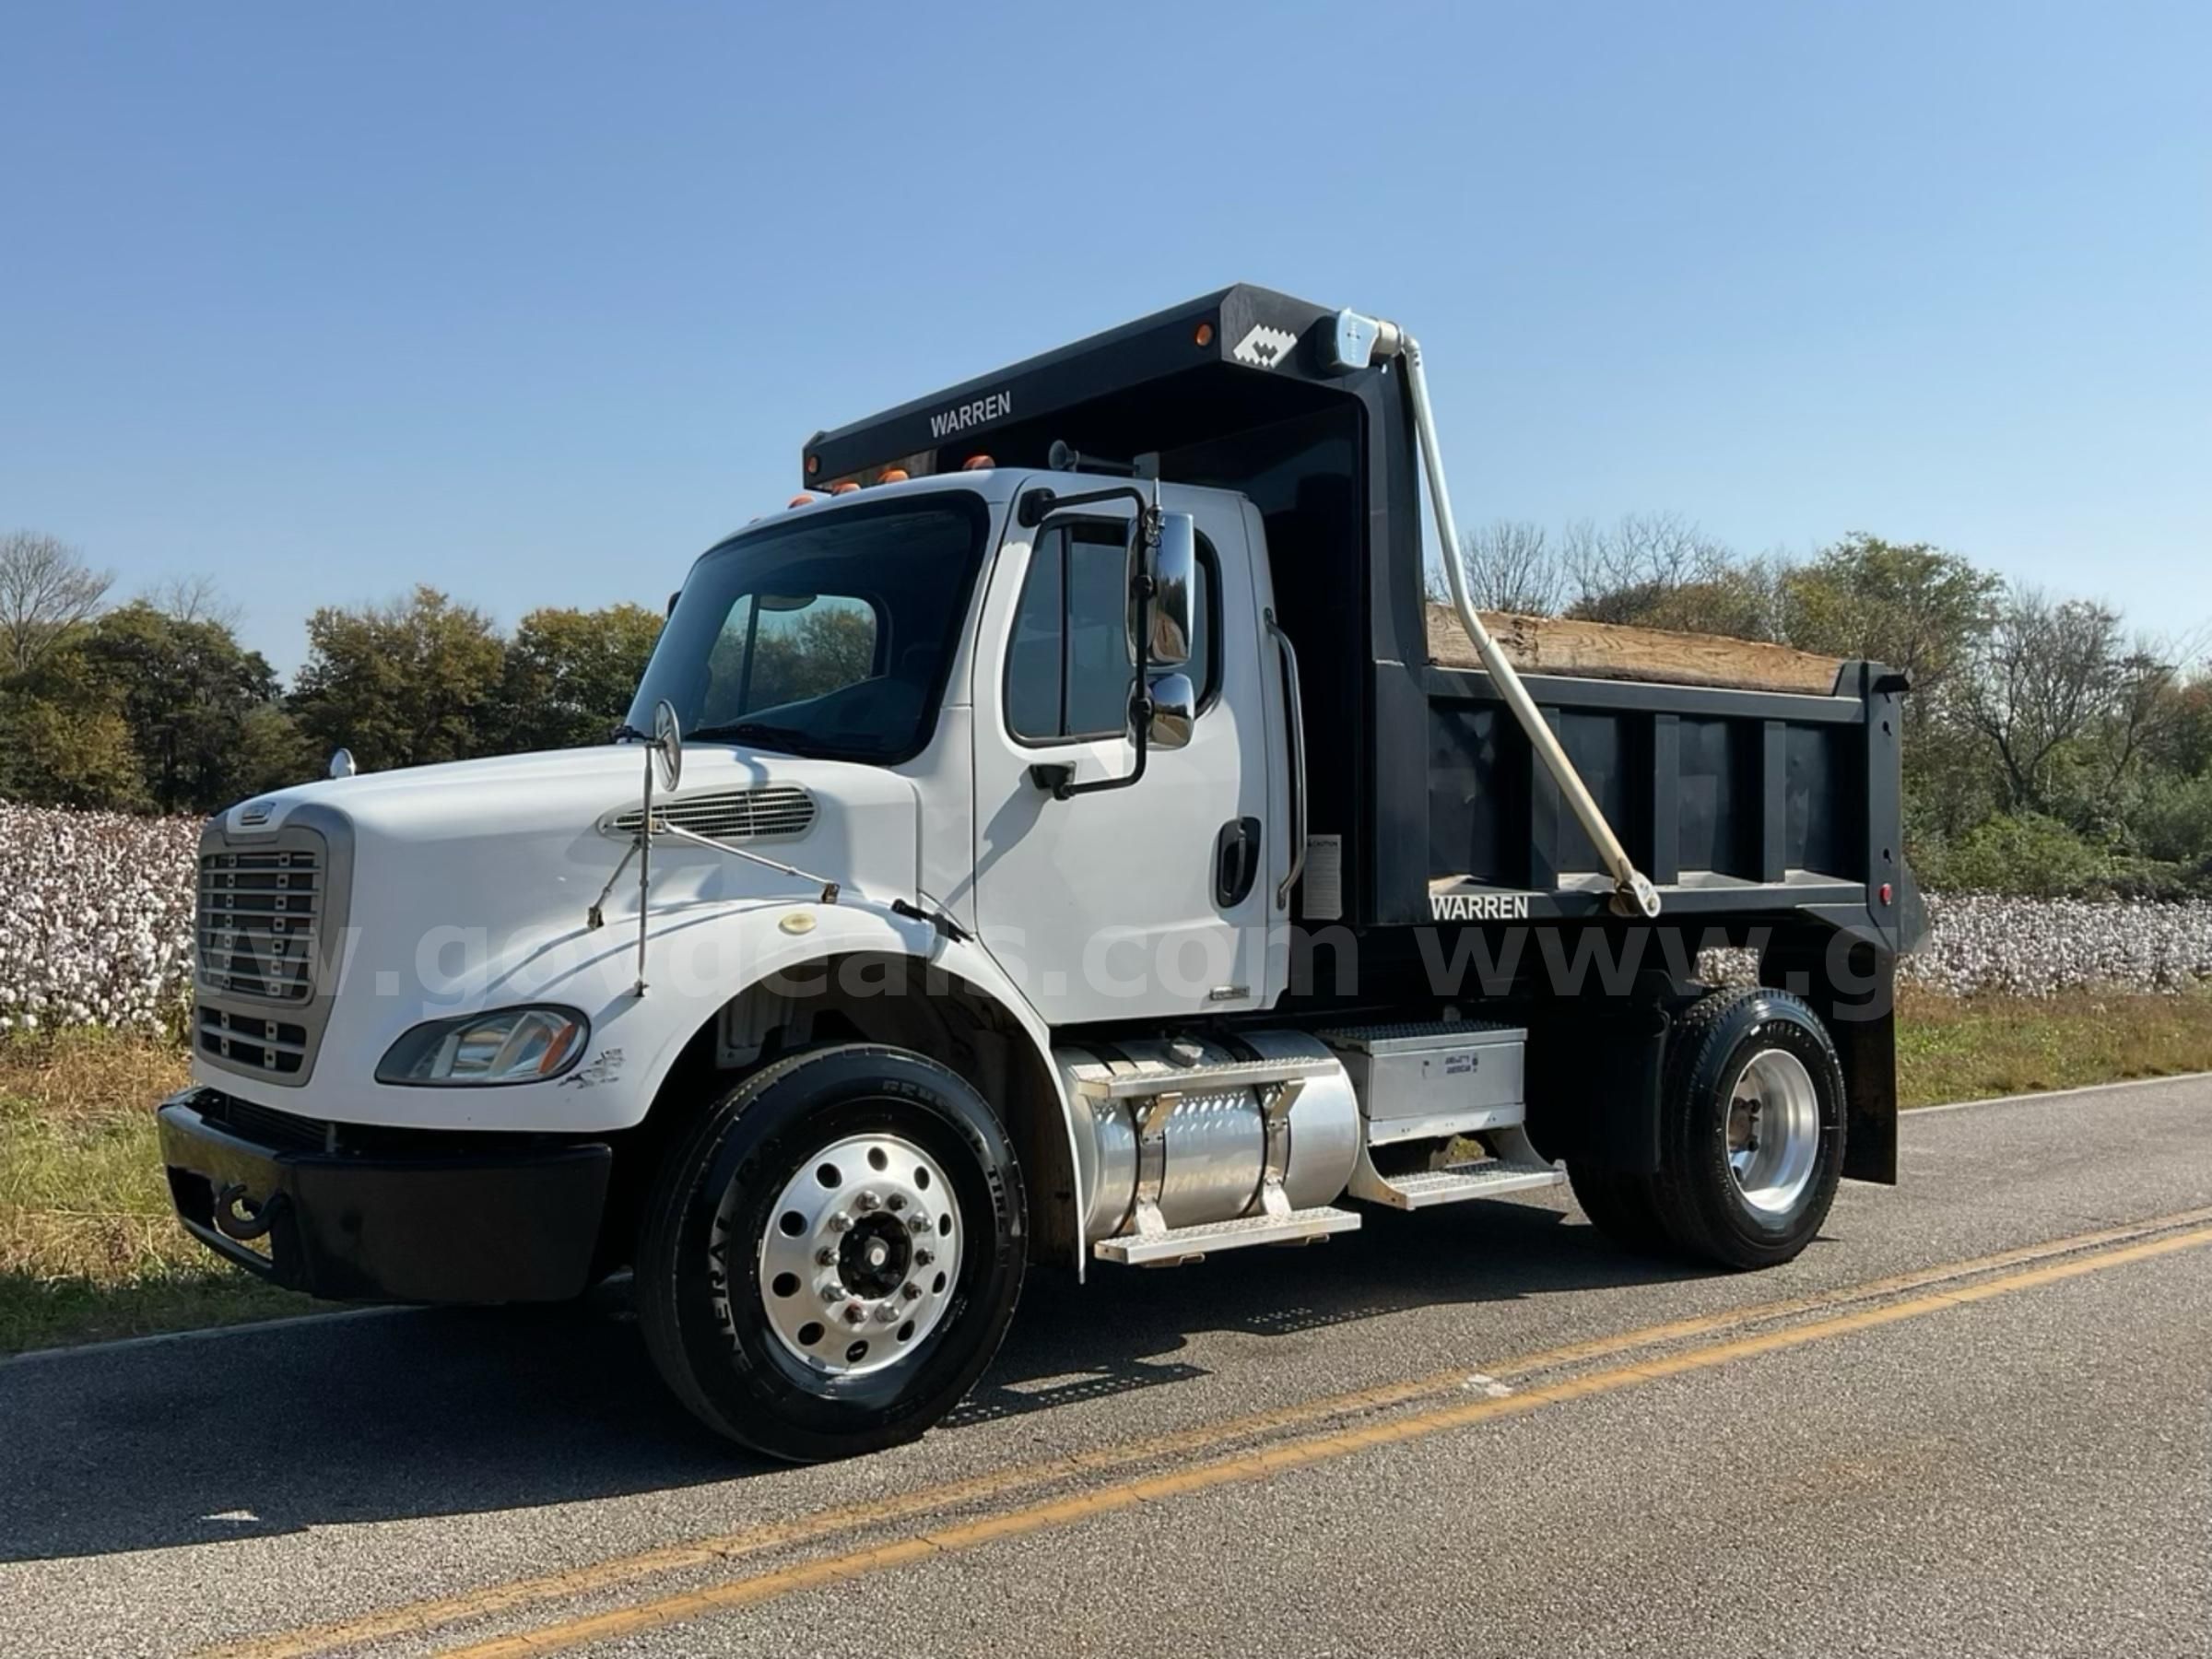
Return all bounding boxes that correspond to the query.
[204,1206,2212,1659]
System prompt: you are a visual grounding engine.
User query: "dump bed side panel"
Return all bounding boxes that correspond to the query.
[1401,659,1907,945]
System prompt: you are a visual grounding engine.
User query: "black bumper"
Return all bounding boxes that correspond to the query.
[158,1089,612,1304]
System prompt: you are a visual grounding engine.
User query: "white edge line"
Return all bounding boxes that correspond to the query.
[1906,1068,2212,1116]
[5,1075,2205,1370]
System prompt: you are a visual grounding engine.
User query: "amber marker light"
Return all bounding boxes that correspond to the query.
[1194,321,1214,347]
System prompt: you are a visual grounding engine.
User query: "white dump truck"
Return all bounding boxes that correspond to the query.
[159,287,1919,1461]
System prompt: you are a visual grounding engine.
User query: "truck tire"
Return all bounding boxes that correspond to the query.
[1646,987,1847,1270]
[635,1043,1026,1462]
[1566,1167,1672,1254]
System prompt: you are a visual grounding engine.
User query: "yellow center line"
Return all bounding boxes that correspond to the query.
[441,1223,2212,1659]
[195,1204,2212,1659]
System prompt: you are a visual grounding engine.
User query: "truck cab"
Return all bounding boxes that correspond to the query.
[158,286,1914,1463]
[627,470,1292,1025]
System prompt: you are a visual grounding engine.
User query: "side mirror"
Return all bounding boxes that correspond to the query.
[1147,673,1195,751]
[1147,512,1196,670]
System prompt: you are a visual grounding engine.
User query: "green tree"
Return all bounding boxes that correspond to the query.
[0,682,149,810]
[234,702,321,798]
[76,601,288,813]
[494,603,663,752]
[1779,535,1999,703]
[290,587,507,772]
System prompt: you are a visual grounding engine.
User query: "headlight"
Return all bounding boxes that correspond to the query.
[376,1006,589,1087]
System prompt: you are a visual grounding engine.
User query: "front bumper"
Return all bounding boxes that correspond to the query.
[157,1088,612,1303]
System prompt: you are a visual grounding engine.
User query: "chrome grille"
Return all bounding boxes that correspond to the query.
[198,844,324,1003]
[613,784,816,841]
[194,814,348,1088]
[195,1005,312,1078]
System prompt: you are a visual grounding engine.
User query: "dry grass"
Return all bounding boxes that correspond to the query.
[1897,984,2212,1107]
[0,1030,306,1354]
[3,990,2208,1356]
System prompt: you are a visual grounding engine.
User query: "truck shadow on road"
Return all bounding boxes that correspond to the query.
[0,1200,1711,1563]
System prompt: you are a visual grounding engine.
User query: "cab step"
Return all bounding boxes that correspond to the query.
[1092,1204,1361,1267]
[1346,1125,1566,1211]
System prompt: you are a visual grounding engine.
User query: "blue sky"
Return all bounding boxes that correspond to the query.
[3,1,2206,674]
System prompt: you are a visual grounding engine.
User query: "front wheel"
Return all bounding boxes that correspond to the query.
[636,1043,1026,1462]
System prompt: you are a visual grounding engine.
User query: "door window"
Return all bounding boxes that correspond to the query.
[1007,522,1215,743]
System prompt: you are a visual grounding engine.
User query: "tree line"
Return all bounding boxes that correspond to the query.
[5,522,2208,900]
[1451,514,2212,899]
[0,530,661,816]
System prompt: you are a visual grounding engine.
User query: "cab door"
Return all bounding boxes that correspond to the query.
[970,483,1272,1026]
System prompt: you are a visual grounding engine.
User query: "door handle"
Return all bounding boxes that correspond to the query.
[1215,817,1262,909]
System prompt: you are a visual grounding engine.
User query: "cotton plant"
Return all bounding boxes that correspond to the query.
[3,804,2211,1032]
[0,802,199,1031]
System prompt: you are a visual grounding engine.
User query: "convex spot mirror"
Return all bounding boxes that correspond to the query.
[1147,672,1195,752]
[652,699,683,793]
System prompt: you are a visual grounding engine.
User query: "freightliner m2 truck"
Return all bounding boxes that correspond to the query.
[159,288,1919,1461]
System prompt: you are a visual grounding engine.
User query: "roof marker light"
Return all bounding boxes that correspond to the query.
[830,481,861,495]
[1194,322,1214,347]
[962,454,994,471]
[805,455,819,476]
[879,467,910,484]
[788,493,817,509]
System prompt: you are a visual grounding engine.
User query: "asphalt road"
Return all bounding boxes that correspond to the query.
[3,1077,2208,1659]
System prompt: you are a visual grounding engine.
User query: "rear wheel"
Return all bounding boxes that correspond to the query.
[1572,988,1845,1270]
[636,1043,1025,1462]
[1650,988,1846,1269]
[1566,1165,1671,1254]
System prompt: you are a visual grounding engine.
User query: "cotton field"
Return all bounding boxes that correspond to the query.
[1900,893,2212,998]
[0,803,199,1031]
[0,803,2208,1033]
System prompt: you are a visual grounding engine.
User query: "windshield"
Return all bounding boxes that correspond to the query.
[627,493,989,764]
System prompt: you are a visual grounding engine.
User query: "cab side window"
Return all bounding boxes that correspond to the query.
[1007,522,1214,743]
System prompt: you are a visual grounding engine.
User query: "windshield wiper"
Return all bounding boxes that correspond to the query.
[687,720,818,753]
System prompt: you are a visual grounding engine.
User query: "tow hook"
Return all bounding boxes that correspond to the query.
[213,1182,284,1242]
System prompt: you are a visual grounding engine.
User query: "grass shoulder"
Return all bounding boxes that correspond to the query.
[1896,984,2212,1108]
[5,989,2209,1356]
[0,1030,308,1355]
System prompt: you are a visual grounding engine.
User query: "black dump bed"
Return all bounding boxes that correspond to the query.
[805,285,1917,961]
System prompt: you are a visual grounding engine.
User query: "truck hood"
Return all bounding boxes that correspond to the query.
[216,744,924,1007]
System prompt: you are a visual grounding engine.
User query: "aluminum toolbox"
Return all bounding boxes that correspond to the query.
[1321,1021,1525,1146]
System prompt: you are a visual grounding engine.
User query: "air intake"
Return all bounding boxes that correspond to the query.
[609,784,816,841]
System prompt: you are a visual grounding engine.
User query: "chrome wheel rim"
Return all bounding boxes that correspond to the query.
[1724,1049,1820,1216]
[730,1133,963,1380]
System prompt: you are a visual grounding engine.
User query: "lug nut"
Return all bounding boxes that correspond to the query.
[855,1191,882,1213]
[886,1193,907,1212]
[901,1281,923,1301]
[820,1281,848,1304]
[914,1249,934,1267]
[874,1303,901,1325]
[815,1247,837,1266]
[842,1301,866,1325]
[827,1212,851,1233]
[907,1213,930,1234]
